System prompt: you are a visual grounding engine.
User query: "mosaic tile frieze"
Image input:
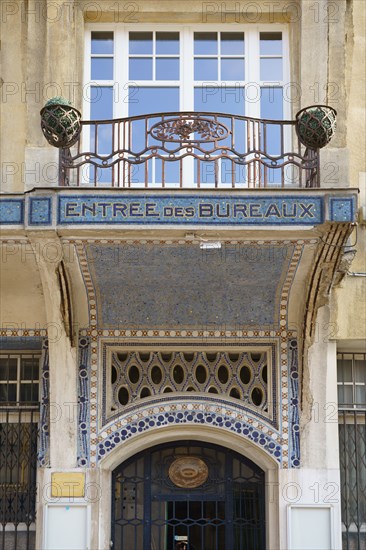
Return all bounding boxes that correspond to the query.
[86,242,294,329]
[77,336,91,467]
[38,338,50,466]
[97,398,284,465]
[288,338,300,467]
[70,238,309,333]
[58,195,326,226]
[0,192,358,227]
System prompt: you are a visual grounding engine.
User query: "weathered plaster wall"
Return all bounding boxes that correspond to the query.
[329,0,366,342]
[0,245,47,326]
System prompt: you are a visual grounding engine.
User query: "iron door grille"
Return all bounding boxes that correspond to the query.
[112,441,266,550]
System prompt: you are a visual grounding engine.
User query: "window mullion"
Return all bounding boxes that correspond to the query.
[182,27,194,111]
[115,30,127,119]
[246,27,260,119]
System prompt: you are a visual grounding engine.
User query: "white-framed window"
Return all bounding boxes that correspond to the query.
[83,24,290,187]
[0,353,40,405]
[84,24,290,120]
[337,352,366,409]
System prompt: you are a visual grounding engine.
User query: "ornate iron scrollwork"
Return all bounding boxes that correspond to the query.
[150,116,230,143]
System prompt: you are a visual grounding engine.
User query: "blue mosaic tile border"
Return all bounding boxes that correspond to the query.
[97,403,283,464]
[58,194,324,226]
[28,197,52,226]
[0,336,43,350]
[38,338,50,467]
[0,199,24,225]
[77,336,91,467]
[329,197,356,222]
[288,338,300,468]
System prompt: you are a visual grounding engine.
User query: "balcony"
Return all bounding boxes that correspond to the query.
[57,111,320,189]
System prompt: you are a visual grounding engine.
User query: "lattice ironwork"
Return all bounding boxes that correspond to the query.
[339,411,366,550]
[295,105,337,150]
[338,350,366,549]
[112,441,265,550]
[110,350,269,416]
[40,104,81,149]
[0,408,39,550]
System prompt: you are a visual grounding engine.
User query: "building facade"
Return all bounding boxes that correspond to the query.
[0,1,365,549]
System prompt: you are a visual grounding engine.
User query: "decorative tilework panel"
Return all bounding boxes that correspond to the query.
[0,199,24,225]
[97,400,283,464]
[329,197,356,222]
[78,337,91,467]
[38,339,50,467]
[288,338,300,468]
[28,197,52,225]
[58,195,324,225]
[86,242,295,328]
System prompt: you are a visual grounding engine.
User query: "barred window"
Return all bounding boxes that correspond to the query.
[0,353,40,549]
[337,352,366,409]
[0,354,40,405]
[337,352,366,549]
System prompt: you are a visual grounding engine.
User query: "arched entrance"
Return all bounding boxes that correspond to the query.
[112,441,265,550]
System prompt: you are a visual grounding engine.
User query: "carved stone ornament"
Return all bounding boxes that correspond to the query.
[168,456,209,488]
[150,116,230,143]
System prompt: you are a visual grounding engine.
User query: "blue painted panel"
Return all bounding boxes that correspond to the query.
[0,199,24,225]
[58,195,324,225]
[28,197,52,225]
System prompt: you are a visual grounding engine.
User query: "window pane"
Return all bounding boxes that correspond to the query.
[355,384,366,405]
[129,32,153,54]
[261,87,283,119]
[89,165,113,185]
[91,32,114,54]
[129,58,153,80]
[0,383,16,402]
[260,32,282,55]
[21,359,39,381]
[260,58,283,81]
[91,123,113,155]
[195,86,245,115]
[355,360,366,383]
[0,358,17,380]
[221,158,244,185]
[155,159,180,184]
[221,58,245,81]
[337,359,353,383]
[90,86,114,120]
[91,58,114,80]
[156,32,179,54]
[194,58,218,80]
[195,160,216,185]
[194,32,217,55]
[20,383,39,403]
[156,58,179,80]
[129,87,179,116]
[221,32,245,55]
[341,385,353,406]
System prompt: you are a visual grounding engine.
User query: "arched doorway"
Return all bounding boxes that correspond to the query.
[112,441,265,550]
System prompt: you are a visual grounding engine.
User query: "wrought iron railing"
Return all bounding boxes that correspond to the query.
[59,112,320,188]
[338,408,366,550]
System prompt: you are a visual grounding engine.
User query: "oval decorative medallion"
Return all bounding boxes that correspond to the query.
[168,457,209,488]
[150,116,230,143]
